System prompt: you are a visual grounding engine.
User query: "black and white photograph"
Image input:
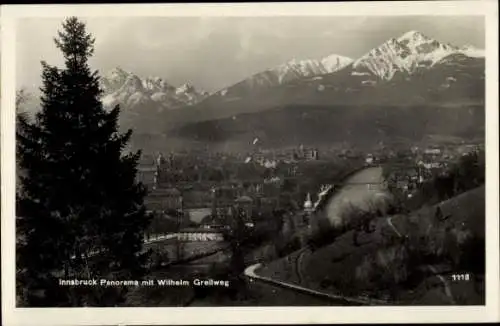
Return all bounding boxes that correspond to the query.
[1,1,499,325]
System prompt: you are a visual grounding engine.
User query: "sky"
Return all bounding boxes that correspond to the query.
[16,16,485,93]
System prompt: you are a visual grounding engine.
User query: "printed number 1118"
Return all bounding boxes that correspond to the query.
[451,274,470,281]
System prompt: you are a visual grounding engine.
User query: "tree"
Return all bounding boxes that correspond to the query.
[16,17,151,307]
[222,207,247,299]
[16,89,32,130]
[175,238,185,261]
[16,88,29,112]
[452,150,484,193]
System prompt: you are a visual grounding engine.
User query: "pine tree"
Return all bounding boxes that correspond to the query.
[16,17,151,307]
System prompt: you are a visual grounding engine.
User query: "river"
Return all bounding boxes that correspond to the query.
[324,166,391,226]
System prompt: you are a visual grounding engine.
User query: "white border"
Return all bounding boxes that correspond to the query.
[1,1,499,325]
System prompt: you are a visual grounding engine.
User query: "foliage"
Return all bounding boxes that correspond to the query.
[404,219,484,273]
[145,213,179,237]
[276,236,302,258]
[16,88,31,112]
[16,17,151,307]
[384,149,485,212]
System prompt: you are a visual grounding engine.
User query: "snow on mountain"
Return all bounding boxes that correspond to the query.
[99,68,208,110]
[142,76,176,93]
[175,83,207,105]
[176,83,195,94]
[269,54,353,84]
[321,54,354,73]
[351,30,484,80]
[212,31,483,99]
[100,67,130,93]
[274,59,325,84]
[215,54,353,97]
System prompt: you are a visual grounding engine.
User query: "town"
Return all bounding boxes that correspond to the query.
[135,139,484,267]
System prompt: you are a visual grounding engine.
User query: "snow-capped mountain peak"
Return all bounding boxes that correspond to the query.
[106,66,130,79]
[273,58,326,83]
[100,67,132,93]
[352,30,481,80]
[215,53,353,95]
[174,83,207,105]
[100,68,208,110]
[176,83,196,94]
[142,76,173,93]
[397,30,431,44]
[321,54,354,73]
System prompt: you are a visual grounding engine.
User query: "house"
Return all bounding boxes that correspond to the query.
[304,148,319,161]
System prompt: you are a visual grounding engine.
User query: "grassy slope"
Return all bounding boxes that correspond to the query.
[259,186,485,305]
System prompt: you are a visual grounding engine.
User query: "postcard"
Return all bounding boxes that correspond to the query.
[1,1,499,325]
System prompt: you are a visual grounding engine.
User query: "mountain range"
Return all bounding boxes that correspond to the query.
[100,67,209,110]
[179,30,484,117]
[95,52,353,129]
[18,30,485,151]
[163,30,485,151]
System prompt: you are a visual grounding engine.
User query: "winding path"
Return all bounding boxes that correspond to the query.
[244,263,387,305]
[294,247,308,284]
[386,216,403,238]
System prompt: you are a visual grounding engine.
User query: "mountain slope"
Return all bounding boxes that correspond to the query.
[171,30,484,129]
[209,54,353,101]
[100,67,208,110]
[351,30,459,80]
[98,67,209,129]
[170,103,484,149]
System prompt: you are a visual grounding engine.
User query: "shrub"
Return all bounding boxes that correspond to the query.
[355,244,409,298]
[277,236,302,258]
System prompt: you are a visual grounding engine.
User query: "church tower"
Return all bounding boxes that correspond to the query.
[303,192,313,213]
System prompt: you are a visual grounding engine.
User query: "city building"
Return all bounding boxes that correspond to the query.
[289,146,319,161]
[234,195,254,223]
[304,148,319,161]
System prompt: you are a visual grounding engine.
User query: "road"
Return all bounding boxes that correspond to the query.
[244,263,387,305]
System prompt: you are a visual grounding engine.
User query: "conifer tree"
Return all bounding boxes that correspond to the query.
[16,17,150,307]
